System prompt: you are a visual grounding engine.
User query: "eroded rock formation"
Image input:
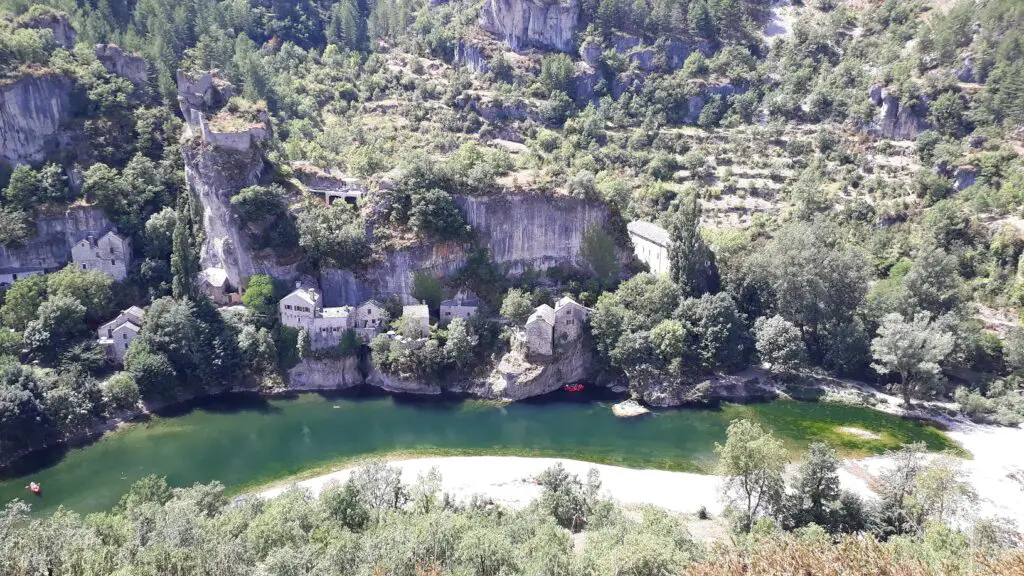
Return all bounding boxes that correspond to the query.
[95,44,148,86]
[480,0,580,52]
[0,206,112,270]
[477,337,593,400]
[865,87,930,140]
[0,74,73,166]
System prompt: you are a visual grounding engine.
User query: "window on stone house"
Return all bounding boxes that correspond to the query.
[122,333,127,339]
[285,305,292,310]
[111,259,116,265]
[81,264,87,270]
[11,274,17,280]
[124,343,128,349]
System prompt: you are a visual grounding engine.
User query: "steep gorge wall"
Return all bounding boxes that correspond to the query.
[480,0,580,52]
[0,74,73,166]
[0,206,112,270]
[319,194,609,305]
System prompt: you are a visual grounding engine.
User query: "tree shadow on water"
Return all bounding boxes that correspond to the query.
[154,392,282,417]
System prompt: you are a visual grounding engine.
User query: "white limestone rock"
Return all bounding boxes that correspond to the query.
[480,0,580,53]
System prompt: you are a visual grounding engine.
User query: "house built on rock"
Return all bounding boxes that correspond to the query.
[70,230,132,281]
[97,306,144,364]
[523,296,592,357]
[279,287,392,350]
[627,221,671,277]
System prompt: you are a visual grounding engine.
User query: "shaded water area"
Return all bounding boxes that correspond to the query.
[0,390,959,516]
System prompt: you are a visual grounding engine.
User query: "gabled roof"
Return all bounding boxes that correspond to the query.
[321,306,351,318]
[527,304,555,326]
[402,304,429,319]
[359,299,385,309]
[124,305,145,318]
[115,321,141,333]
[627,221,671,247]
[285,288,319,307]
[441,290,481,308]
[199,267,229,288]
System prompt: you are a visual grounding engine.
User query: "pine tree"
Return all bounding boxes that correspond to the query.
[668,192,720,297]
[171,194,200,301]
[688,0,716,40]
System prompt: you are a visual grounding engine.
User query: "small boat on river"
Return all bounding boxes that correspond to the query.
[563,384,585,393]
[27,482,41,495]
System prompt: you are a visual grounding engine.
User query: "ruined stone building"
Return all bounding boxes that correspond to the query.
[70,230,132,280]
[198,267,240,306]
[97,306,144,364]
[440,291,480,326]
[523,296,592,357]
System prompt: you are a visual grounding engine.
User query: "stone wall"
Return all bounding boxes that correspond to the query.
[0,206,112,271]
[0,74,73,166]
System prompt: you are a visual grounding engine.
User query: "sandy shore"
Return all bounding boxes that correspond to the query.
[256,423,1024,528]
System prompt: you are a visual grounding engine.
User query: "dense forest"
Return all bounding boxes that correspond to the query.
[0,0,1023,568]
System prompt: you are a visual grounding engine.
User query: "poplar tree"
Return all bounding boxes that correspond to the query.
[667,192,720,297]
[171,194,199,301]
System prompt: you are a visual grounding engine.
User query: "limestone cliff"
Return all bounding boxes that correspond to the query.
[0,206,112,271]
[95,44,148,86]
[865,86,930,140]
[287,357,364,390]
[178,70,286,288]
[480,0,580,53]
[319,194,609,305]
[0,74,73,166]
[476,336,593,400]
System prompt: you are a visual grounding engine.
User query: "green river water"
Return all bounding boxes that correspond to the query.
[0,392,959,516]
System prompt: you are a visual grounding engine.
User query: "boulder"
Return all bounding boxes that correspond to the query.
[867,89,930,140]
[480,0,580,53]
[95,44,149,86]
[481,337,594,400]
[868,84,883,107]
[954,165,979,191]
[956,55,975,83]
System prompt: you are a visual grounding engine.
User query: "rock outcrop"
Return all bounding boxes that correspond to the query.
[454,40,490,73]
[178,70,282,289]
[480,0,580,53]
[0,74,73,166]
[866,87,930,140]
[95,44,148,86]
[320,193,610,305]
[287,357,364,390]
[477,337,593,400]
[18,10,76,49]
[366,367,443,395]
[0,206,112,270]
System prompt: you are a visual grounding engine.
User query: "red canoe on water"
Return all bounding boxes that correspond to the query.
[563,384,585,393]
[27,482,41,495]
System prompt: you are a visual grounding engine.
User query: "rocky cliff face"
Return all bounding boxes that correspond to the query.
[287,357,364,390]
[319,194,609,305]
[0,206,112,270]
[95,44,148,86]
[475,336,593,400]
[866,86,930,140]
[480,0,580,52]
[0,74,73,166]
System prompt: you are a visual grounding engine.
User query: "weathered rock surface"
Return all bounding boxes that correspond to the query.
[320,194,609,305]
[0,206,112,270]
[480,0,580,53]
[95,44,149,86]
[954,164,979,191]
[477,337,593,400]
[639,372,778,407]
[288,357,363,390]
[865,88,930,140]
[0,74,73,166]
[454,40,490,73]
[366,367,443,395]
[19,11,76,48]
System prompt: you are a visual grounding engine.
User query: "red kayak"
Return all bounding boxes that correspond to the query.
[563,384,585,393]
[27,482,41,495]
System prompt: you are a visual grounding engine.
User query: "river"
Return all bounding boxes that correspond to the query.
[0,391,958,516]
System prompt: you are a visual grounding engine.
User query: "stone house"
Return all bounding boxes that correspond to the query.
[71,230,132,281]
[352,299,388,341]
[440,291,480,326]
[0,267,45,288]
[554,296,591,346]
[279,287,321,330]
[627,221,671,277]
[279,288,391,350]
[401,304,430,338]
[198,267,237,306]
[524,304,555,357]
[97,306,145,364]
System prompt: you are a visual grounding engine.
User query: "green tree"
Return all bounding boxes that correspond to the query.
[124,343,177,401]
[500,288,534,326]
[242,274,277,321]
[411,272,443,312]
[871,312,954,406]
[46,265,114,323]
[443,317,475,371]
[0,275,47,330]
[171,194,199,300]
[787,442,841,531]
[668,193,720,297]
[539,53,575,97]
[102,373,140,413]
[144,206,177,259]
[3,165,40,210]
[754,315,806,373]
[715,419,787,532]
[580,225,621,288]
[296,201,370,270]
[537,462,602,532]
[320,480,369,531]
[23,295,87,360]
